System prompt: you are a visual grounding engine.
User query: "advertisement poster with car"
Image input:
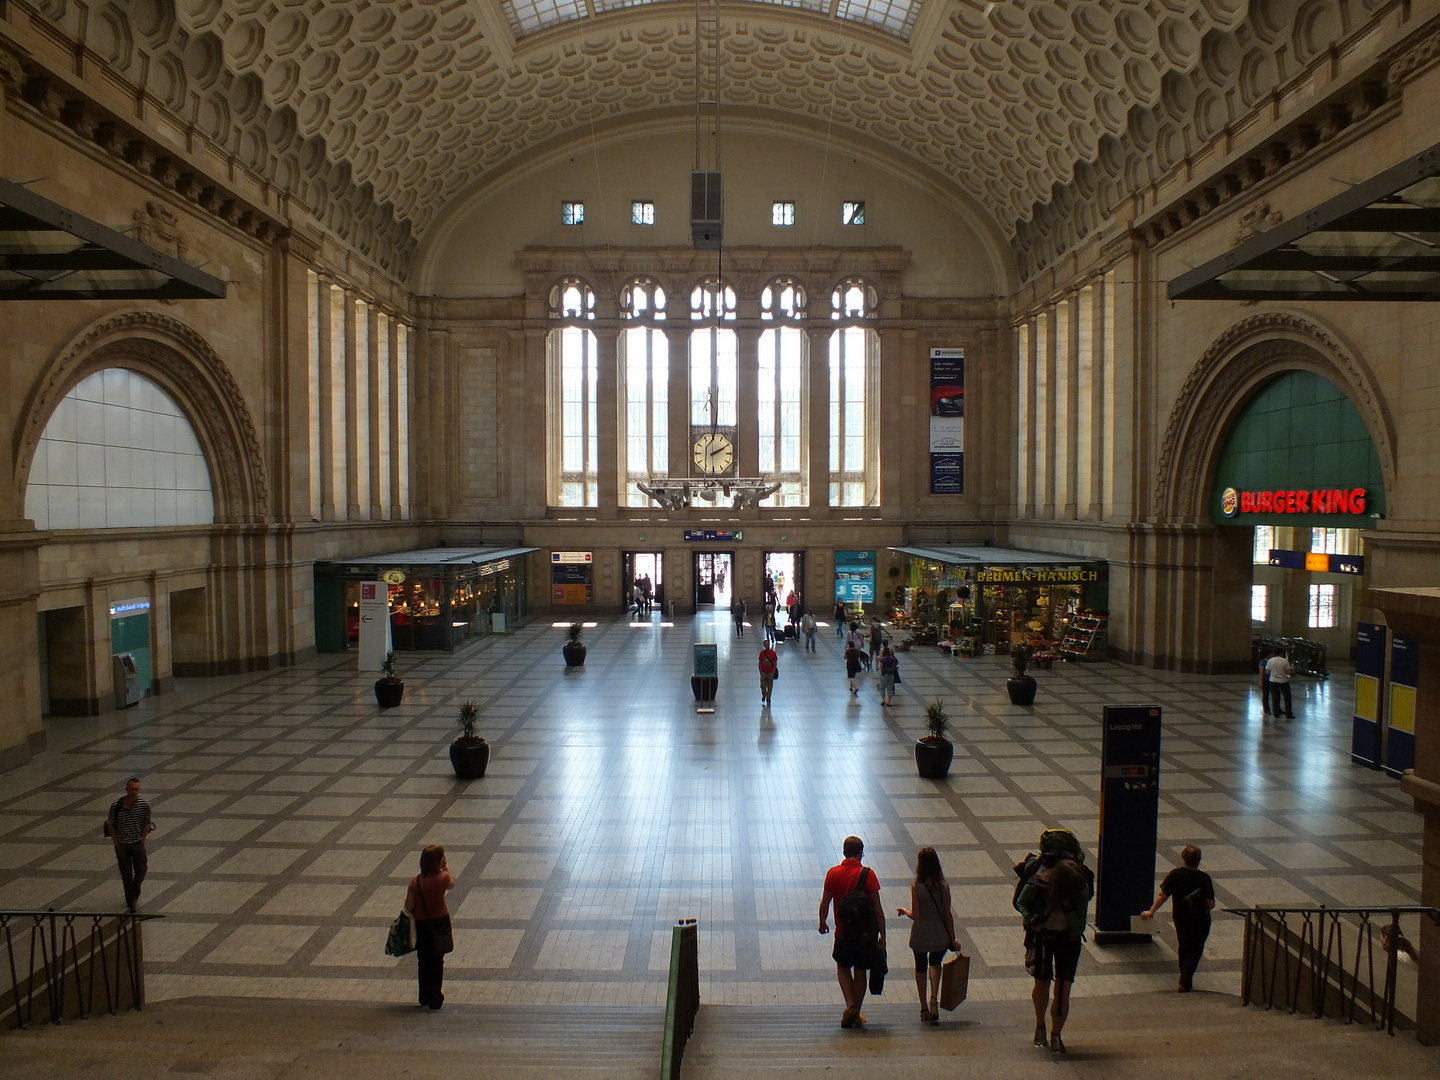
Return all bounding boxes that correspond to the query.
[929,348,964,494]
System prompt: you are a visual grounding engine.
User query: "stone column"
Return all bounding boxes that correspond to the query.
[806,325,831,515]
[665,325,692,482]
[343,290,362,520]
[1360,586,1440,1046]
[736,325,759,481]
[317,278,339,521]
[367,303,385,521]
[595,327,620,516]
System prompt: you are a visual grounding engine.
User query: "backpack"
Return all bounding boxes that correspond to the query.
[837,868,878,946]
[1011,829,1086,912]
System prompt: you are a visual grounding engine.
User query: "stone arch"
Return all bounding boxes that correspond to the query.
[13,310,269,523]
[1152,310,1396,522]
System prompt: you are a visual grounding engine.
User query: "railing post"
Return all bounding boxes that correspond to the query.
[660,918,699,1080]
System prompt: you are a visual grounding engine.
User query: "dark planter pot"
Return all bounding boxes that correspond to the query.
[1006,675,1037,706]
[449,737,490,779]
[915,738,954,779]
[562,641,587,667]
[375,677,405,708]
[691,675,718,702]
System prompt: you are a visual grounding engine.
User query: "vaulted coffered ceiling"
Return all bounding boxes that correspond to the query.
[26,0,1391,281]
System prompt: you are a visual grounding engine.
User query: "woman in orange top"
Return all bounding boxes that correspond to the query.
[407,844,455,1009]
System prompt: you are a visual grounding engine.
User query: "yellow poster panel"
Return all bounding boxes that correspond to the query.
[1353,674,1379,722]
[1389,683,1416,736]
[552,584,592,605]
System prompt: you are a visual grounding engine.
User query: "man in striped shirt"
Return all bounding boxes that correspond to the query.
[105,777,153,912]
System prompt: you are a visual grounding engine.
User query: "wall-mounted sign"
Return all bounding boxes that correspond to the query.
[108,598,151,617]
[551,551,593,564]
[1267,550,1366,575]
[974,567,1102,584]
[478,559,509,576]
[683,529,742,542]
[1222,487,1368,517]
[929,348,964,495]
[834,550,876,602]
[381,569,407,585]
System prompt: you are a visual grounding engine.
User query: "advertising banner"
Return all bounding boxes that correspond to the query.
[358,581,393,673]
[1384,633,1417,778]
[929,348,964,495]
[1095,705,1162,941]
[1351,622,1386,767]
[834,549,876,603]
[551,562,593,605]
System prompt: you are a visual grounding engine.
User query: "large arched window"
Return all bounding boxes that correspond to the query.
[25,368,214,529]
[620,277,668,507]
[690,278,738,473]
[829,277,880,506]
[759,278,807,506]
[549,277,599,507]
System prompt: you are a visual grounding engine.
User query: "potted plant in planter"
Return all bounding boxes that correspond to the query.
[449,700,489,779]
[1007,644,1037,706]
[375,650,404,708]
[915,699,955,779]
[562,622,587,667]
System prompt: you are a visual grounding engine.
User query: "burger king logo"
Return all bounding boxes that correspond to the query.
[1220,487,1238,517]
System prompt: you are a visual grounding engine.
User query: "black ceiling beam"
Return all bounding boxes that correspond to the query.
[1171,279,1440,302]
[0,249,145,273]
[1169,140,1440,302]
[0,178,225,301]
[1244,250,1440,273]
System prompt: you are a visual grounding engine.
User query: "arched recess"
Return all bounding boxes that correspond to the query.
[13,311,269,523]
[1153,311,1396,523]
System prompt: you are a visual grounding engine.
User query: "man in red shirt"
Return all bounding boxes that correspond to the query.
[758,643,778,706]
[818,835,886,1028]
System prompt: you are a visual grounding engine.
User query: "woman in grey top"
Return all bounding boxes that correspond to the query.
[896,846,960,1022]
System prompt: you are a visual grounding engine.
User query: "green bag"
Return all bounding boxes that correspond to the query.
[385,909,416,956]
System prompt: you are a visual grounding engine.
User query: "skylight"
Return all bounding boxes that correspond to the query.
[501,0,921,40]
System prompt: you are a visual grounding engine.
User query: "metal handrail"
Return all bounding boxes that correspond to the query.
[0,910,162,1028]
[660,918,699,1080]
[1226,904,1439,1035]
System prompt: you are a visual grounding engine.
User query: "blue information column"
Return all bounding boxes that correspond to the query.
[1095,705,1162,944]
[1384,633,1418,778]
[1351,622,1387,767]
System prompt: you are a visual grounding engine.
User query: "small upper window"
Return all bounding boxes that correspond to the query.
[772,201,796,227]
[632,200,655,226]
[842,201,866,226]
[561,201,585,226]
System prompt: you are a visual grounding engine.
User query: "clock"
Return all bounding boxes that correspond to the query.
[692,431,734,475]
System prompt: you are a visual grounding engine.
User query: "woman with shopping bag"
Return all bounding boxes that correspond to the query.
[407,844,456,1009]
[896,846,962,1023]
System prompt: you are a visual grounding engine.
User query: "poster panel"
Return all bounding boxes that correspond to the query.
[929,349,964,494]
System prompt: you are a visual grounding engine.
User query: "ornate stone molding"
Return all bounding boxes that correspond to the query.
[1386,16,1440,86]
[14,311,270,522]
[1152,312,1396,523]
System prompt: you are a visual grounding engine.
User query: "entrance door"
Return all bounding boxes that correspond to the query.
[693,552,733,608]
[622,552,665,614]
[763,551,805,624]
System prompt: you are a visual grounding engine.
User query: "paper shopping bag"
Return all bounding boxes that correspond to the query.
[938,951,970,1010]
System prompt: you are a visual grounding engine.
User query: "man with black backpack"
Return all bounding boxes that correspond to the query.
[819,835,886,1029]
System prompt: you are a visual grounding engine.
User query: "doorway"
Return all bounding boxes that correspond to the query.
[693,552,733,608]
[623,552,665,614]
[764,551,805,630]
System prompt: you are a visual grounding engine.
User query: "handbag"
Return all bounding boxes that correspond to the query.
[385,909,416,957]
[868,944,887,995]
[411,875,455,955]
[939,951,970,1010]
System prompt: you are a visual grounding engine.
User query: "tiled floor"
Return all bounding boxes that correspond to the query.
[0,612,1421,1007]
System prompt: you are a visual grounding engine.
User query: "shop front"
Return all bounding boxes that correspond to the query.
[1210,369,1385,667]
[315,546,534,653]
[889,546,1108,659]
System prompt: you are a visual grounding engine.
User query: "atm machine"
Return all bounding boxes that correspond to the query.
[112,653,140,709]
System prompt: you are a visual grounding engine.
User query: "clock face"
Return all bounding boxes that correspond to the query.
[693,432,734,475]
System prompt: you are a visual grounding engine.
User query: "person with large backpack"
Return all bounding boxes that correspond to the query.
[1014,828,1094,1054]
[819,835,887,1029]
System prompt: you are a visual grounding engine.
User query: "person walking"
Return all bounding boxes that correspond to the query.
[896,846,960,1023]
[1258,648,1272,716]
[407,844,455,1009]
[876,646,899,706]
[758,641,779,707]
[834,599,849,635]
[763,606,778,646]
[1140,845,1216,992]
[869,619,886,667]
[819,836,886,1029]
[1265,650,1295,718]
[105,777,154,912]
[801,610,817,652]
[845,642,864,696]
[1016,856,1094,1053]
[732,597,745,637]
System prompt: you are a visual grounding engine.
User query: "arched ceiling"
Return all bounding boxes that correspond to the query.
[50,0,1370,280]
